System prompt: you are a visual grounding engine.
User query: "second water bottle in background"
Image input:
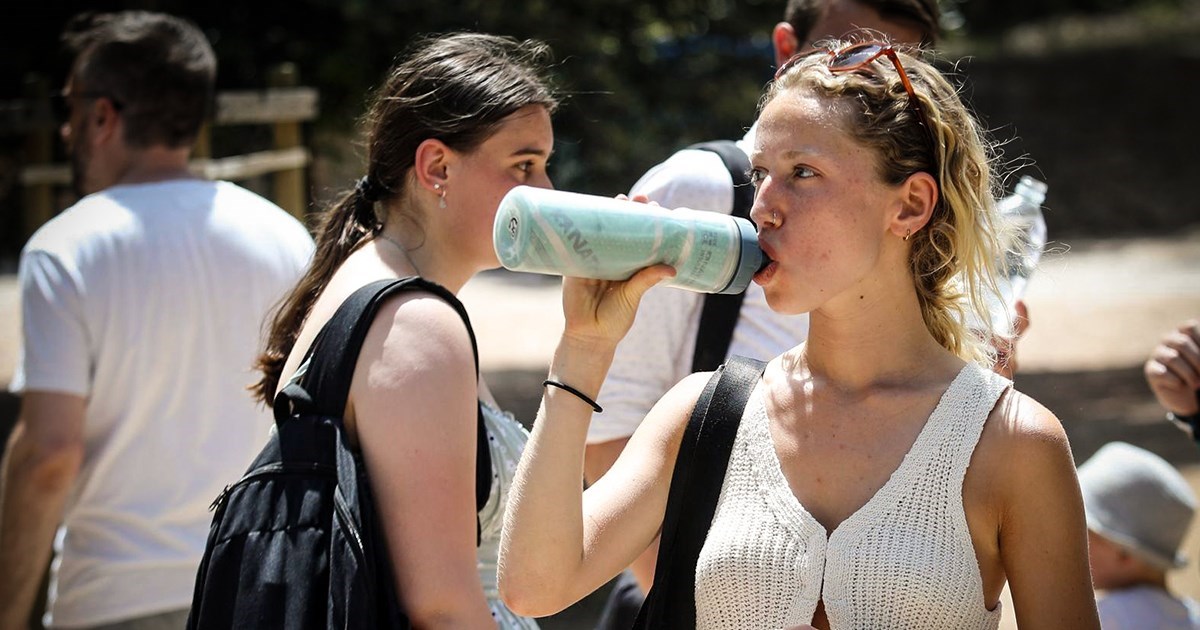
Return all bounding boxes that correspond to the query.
[493,186,765,294]
[984,175,1049,334]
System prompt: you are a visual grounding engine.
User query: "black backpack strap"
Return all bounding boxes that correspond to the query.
[635,355,767,628]
[687,140,755,373]
[274,277,492,537]
[285,277,479,416]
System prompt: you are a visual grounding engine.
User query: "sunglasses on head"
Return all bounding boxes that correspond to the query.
[776,41,935,153]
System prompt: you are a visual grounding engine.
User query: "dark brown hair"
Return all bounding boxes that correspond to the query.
[63,11,215,149]
[784,0,942,46]
[251,32,558,404]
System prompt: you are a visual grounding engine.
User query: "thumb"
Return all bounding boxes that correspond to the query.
[625,264,676,299]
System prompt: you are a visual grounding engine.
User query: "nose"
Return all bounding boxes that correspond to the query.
[748,180,778,230]
[744,172,772,226]
[531,172,553,191]
[749,200,770,229]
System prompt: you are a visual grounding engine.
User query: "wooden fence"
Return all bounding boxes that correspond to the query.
[5,64,317,241]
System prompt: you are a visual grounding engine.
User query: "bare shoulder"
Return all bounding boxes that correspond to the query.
[348,289,478,427]
[974,386,1078,500]
[365,289,476,375]
[981,388,1069,452]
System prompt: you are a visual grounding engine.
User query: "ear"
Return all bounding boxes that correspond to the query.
[772,22,799,68]
[89,97,122,146]
[413,138,451,193]
[889,171,938,239]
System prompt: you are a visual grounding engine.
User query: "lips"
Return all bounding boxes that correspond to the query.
[754,240,779,285]
[753,260,778,286]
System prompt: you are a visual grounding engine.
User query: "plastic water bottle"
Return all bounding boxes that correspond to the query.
[987,176,1049,334]
[493,186,765,294]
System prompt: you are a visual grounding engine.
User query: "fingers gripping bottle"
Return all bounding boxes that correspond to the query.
[493,186,765,294]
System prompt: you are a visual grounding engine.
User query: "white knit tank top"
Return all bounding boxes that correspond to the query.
[694,362,1010,630]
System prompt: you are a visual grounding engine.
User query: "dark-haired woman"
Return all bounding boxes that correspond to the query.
[252,33,556,628]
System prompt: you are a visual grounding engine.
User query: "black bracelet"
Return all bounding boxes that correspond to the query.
[1167,411,1200,441]
[543,379,603,413]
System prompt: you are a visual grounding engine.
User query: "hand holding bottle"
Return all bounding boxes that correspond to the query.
[560,264,676,352]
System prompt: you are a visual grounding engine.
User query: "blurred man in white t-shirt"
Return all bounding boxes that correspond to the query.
[0,12,313,629]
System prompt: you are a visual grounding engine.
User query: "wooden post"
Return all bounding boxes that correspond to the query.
[193,122,212,160]
[22,75,55,240]
[268,63,306,220]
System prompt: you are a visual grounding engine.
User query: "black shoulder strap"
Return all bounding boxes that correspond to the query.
[687,140,755,373]
[275,277,492,530]
[291,277,478,415]
[635,355,767,629]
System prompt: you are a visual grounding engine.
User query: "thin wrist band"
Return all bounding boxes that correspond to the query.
[543,379,603,413]
[1167,411,1200,441]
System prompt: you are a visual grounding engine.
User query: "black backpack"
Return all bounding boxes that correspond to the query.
[187,278,492,630]
[687,140,756,373]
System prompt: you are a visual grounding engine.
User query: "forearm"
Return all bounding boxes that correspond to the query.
[407,600,498,630]
[500,337,616,615]
[0,426,81,629]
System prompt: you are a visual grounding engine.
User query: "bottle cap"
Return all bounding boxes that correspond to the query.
[716,216,763,295]
[1015,176,1048,205]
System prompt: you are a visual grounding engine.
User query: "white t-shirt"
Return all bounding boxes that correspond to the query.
[588,128,809,444]
[11,180,314,627]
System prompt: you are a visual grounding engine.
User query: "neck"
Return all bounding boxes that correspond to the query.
[114,146,196,187]
[796,271,960,392]
[376,223,475,295]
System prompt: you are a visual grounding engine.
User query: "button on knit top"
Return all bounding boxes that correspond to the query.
[694,362,1010,630]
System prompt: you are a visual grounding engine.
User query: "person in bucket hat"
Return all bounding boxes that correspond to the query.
[1079,441,1200,629]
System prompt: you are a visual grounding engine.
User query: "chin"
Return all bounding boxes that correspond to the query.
[761,287,810,317]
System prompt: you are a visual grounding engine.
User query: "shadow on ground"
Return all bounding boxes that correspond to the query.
[0,363,1191,629]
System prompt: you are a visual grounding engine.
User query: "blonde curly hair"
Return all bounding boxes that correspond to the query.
[763,37,1006,365]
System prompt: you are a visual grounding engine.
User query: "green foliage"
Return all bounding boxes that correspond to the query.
[1,0,1192,202]
[150,0,780,195]
[942,0,1191,36]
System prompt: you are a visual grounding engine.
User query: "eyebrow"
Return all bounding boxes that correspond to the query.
[749,148,825,163]
[511,147,553,158]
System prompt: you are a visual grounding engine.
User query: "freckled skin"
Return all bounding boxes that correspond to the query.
[749,89,902,316]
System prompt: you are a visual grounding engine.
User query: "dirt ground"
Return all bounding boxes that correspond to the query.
[1,227,1198,628]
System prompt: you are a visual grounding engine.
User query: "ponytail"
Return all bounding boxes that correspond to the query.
[250,184,381,404]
